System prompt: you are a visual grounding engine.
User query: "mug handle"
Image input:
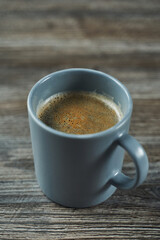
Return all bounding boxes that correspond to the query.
[110,134,149,189]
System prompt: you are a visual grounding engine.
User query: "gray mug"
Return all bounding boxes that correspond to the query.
[27,68,149,208]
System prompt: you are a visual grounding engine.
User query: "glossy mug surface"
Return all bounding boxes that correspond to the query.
[27,69,149,208]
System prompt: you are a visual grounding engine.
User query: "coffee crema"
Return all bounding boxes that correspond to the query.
[37,91,123,135]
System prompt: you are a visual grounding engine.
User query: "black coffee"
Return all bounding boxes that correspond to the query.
[37,91,123,135]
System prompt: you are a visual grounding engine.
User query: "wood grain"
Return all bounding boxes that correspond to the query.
[0,0,160,239]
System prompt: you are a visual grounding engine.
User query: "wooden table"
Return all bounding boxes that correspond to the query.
[0,0,160,239]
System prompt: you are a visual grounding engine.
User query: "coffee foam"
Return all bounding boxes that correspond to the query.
[37,91,123,134]
[37,91,123,120]
[88,92,123,121]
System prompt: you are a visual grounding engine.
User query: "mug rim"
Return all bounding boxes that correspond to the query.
[27,68,133,139]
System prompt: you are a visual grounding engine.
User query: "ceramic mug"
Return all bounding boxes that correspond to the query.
[27,69,149,208]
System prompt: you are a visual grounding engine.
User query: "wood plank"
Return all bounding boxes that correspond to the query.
[0,49,159,70]
[0,0,160,43]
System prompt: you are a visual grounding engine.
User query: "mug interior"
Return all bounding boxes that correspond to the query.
[28,69,132,135]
